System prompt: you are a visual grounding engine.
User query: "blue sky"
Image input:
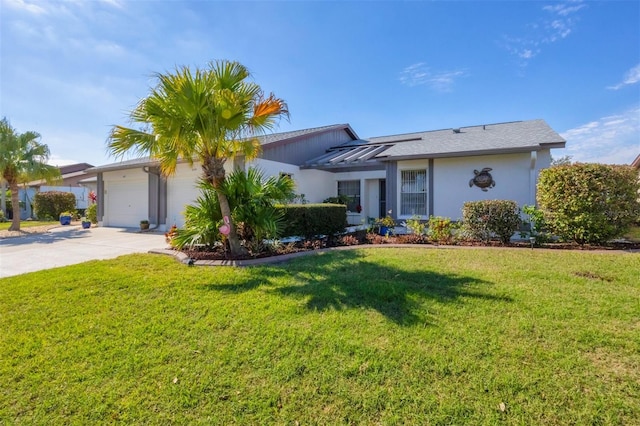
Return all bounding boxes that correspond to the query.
[1,0,638,167]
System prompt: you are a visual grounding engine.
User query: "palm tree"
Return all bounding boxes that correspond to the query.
[108,60,288,256]
[0,117,60,231]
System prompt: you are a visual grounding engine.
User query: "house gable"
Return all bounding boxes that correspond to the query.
[260,124,358,166]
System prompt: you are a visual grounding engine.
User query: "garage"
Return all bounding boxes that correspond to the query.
[104,178,148,227]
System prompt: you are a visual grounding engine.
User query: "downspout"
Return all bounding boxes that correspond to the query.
[142,166,161,231]
[529,151,538,207]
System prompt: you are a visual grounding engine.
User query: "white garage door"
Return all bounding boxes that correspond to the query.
[105,179,148,227]
[167,175,200,228]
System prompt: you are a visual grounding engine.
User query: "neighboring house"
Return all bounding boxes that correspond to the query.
[15,163,98,219]
[89,119,566,230]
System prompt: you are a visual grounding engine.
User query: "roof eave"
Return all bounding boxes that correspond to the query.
[378,144,565,162]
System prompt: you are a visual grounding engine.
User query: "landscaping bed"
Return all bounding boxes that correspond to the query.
[176,231,640,261]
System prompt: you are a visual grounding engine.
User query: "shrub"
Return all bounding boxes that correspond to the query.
[537,163,640,245]
[86,203,98,224]
[34,191,76,220]
[279,204,347,239]
[462,200,521,244]
[521,204,551,244]
[404,215,427,235]
[428,216,458,244]
[0,209,5,222]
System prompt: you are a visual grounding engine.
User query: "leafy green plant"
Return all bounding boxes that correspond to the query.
[220,167,295,253]
[427,215,458,244]
[172,185,223,250]
[376,215,395,228]
[173,168,295,253]
[462,200,521,244]
[404,215,427,235]
[537,163,640,245]
[86,203,97,224]
[323,194,352,205]
[35,191,76,220]
[521,204,551,244]
[278,204,348,239]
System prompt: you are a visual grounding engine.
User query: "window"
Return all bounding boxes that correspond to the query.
[337,180,361,212]
[400,170,427,216]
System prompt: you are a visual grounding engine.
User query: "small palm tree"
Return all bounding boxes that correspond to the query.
[221,167,295,250]
[172,168,295,253]
[108,60,288,256]
[0,118,60,231]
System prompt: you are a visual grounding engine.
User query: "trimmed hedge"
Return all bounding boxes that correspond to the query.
[537,163,640,245]
[34,191,76,221]
[277,203,347,239]
[462,200,521,244]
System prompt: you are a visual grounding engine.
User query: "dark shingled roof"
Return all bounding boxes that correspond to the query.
[304,119,566,169]
[370,119,566,159]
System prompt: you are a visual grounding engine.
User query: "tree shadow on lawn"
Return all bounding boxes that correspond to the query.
[205,250,511,326]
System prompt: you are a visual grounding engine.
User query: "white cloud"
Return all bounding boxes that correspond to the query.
[3,0,47,15]
[558,106,640,164]
[607,64,640,90]
[542,1,586,17]
[47,155,83,167]
[399,63,467,92]
[503,0,585,66]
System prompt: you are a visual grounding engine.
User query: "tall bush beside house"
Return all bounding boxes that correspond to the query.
[537,163,640,245]
[86,203,98,224]
[462,200,521,244]
[33,191,76,220]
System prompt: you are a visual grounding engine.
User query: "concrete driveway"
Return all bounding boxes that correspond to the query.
[0,226,168,278]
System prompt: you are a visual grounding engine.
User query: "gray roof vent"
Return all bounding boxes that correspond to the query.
[452,128,461,134]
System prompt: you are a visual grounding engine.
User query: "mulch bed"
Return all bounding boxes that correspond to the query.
[176,233,640,261]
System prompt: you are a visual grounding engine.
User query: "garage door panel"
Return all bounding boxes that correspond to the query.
[106,180,148,227]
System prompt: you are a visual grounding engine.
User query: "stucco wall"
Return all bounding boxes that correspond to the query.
[250,158,337,204]
[431,151,549,220]
[166,163,203,228]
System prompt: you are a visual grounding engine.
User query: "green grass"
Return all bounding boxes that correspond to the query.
[0,220,57,231]
[624,225,640,242]
[1,248,638,424]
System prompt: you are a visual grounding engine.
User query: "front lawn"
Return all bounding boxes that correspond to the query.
[0,220,57,231]
[1,248,638,424]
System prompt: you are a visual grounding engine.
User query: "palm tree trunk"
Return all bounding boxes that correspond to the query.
[216,190,247,256]
[8,182,20,231]
[205,157,248,257]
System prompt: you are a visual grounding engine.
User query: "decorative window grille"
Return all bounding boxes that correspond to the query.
[400,170,427,216]
[337,180,361,212]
